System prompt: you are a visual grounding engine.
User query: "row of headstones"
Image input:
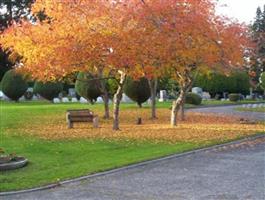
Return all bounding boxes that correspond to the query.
[241,104,265,108]
[158,88,211,102]
[53,94,134,104]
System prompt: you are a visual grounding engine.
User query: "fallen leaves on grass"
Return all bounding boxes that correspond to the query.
[5,109,265,143]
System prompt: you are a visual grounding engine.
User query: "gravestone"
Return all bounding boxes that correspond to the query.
[62,97,69,103]
[68,88,76,97]
[19,96,25,101]
[27,87,33,92]
[80,97,88,103]
[53,98,61,103]
[0,91,3,99]
[96,97,104,103]
[71,97,78,103]
[252,104,258,108]
[121,93,133,103]
[202,92,211,100]
[246,95,252,100]
[32,95,38,100]
[159,90,167,102]
[0,91,10,101]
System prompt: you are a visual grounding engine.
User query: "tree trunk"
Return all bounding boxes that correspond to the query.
[148,79,158,119]
[102,93,110,119]
[179,72,197,121]
[180,96,186,121]
[97,68,110,119]
[113,71,126,130]
[170,87,186,127]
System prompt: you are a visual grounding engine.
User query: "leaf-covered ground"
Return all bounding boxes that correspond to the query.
[5,107,264,143]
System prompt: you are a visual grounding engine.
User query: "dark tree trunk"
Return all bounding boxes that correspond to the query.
[148,79,158,119]
[102,93,110,119]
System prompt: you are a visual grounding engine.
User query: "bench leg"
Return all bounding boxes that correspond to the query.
[93,116,99,128]
[68,121,73,129]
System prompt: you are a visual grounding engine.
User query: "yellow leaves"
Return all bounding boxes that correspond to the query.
[8,108,265,144]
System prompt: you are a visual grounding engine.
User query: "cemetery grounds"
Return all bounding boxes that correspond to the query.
[0,100,264,192]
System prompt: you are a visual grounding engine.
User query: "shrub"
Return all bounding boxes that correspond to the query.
[228,93,241,102]
[75,72,101,103]
[33,81,63,101]
[124,77,151,107]
[185,92,202,105]
[193,71,250,97]
[1,70,28,101]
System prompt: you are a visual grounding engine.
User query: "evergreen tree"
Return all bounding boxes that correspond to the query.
[249,5,265,89]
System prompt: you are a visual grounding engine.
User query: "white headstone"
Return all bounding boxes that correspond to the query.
[71,97,78,103]
[258,104,263,108]
[0,91,3,99]
[53,98,61,103]
[246,95,252,100]
[62,97,69,103]
[252,104,258,108]
[96,97,104,103]
[202,92,211,100]
[121,93,133,103]
[32,95,38,100]
[68,88,76,97]
[27,87,34,92]
[159,90,167,102]
[192,87,203,97]
[242,104,247,108]
[80,97,88,103]
[19,96,25,101]
[221,98,226,101]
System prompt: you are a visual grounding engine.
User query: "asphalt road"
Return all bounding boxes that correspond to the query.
[3,137,265,200]
[189,105,265,121]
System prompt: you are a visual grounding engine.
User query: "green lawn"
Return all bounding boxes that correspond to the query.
[201,99,265,106]
[0,100,264,192]
[235,107,265,112]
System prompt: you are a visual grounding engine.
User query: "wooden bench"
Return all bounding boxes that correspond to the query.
[66,109,99,128]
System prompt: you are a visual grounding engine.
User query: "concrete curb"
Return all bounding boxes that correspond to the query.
[1,134,264,196]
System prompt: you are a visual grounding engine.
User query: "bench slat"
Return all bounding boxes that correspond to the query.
[68,113,93,117]
[70,117,93,122]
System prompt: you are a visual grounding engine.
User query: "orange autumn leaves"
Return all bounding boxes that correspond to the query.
[0,0,252,81]
[6,109,265,143]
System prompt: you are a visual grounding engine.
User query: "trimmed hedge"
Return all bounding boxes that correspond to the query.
[193,71,250,97]
[34,81,63,101]
[228,93,241,102]
[75,72,101,103]
[124,77,151,107]
[1,70,28,101]
[185,92,202,105]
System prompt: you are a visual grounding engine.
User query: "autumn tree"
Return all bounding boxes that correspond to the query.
[134,0,251,126]
[0,0,143,130]
[1,0,251,129]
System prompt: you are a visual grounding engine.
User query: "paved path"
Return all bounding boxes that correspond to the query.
[4,137,265,200]
[189,105,265,121]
